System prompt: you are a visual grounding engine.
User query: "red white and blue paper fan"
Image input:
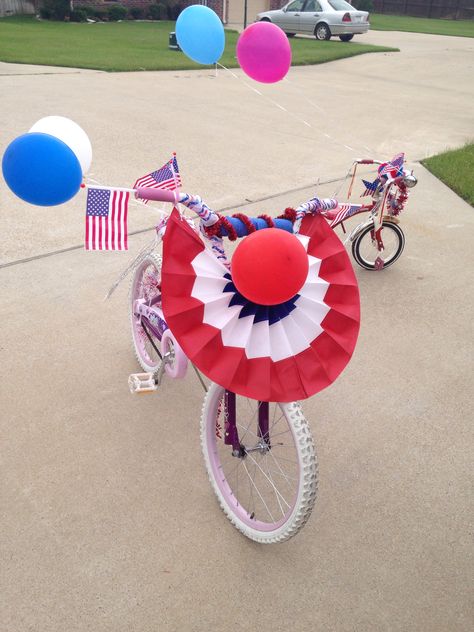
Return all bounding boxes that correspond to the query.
[161,209,360,402]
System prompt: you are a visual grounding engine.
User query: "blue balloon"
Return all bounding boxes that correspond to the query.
[176,6,225,65]
[2,132,82,206]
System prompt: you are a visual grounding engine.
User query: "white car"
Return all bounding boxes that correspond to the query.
[257,0,370,41]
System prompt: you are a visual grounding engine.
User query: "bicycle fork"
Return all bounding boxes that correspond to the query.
[224,392,271,457]
[343,216,374,246]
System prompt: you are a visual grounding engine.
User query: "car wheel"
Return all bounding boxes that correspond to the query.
[286,32,296,38]
[314,23,331,41]
[339,34,354,42]
[259,18,271,22]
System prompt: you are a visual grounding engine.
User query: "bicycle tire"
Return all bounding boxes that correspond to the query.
[200,383,318,543]
[129,253,163,372]
[352,221,405,270]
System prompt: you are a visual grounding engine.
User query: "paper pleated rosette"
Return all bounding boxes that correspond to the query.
[162,209,360,402]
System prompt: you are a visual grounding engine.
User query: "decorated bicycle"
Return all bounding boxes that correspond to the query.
[321,153,418,270]
[121,178,360,543]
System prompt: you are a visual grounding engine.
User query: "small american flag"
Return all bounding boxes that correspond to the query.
[379,152,405,177]
[330,203,361,227]
[361,178,380,197]
[133,155,181,204]
[85,188,129,251]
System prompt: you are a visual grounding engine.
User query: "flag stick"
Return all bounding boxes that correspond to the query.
[86,185,137,194]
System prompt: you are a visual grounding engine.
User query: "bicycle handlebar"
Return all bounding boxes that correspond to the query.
[356,159,383,165]
[136,187,180,203]
[134,170,412,242]
[135,187,343,237]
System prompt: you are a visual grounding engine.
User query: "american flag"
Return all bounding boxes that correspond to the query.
[379,152,405,177]
[85,188,129,251]
[361,178,380,197]
[329,203,361,227]
[133,155,181,204]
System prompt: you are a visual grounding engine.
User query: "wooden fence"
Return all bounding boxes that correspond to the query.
[0,0,35,16]
[373,0,474,19]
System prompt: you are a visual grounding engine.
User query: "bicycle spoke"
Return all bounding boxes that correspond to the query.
[267,454,298,464]
[242,459,275,523]
[236,421,260,440]
[237,401,259,443]
[246,457,258,519]
[267,449,299,486]
[266,428,291,440]
[269,411,287,433]
[246,452,291,511]
[261,453,286,518]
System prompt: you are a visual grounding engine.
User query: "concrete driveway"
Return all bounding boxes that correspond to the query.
[1,30,473,632]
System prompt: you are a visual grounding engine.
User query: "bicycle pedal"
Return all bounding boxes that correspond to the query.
[128,372,158,394]
[374,257,385,271]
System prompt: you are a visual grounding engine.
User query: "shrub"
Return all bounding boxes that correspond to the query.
[148,3,167,20]
[166,1,183,21]
[80,6,97,18]
[352,0,374,11]
[39,7,52,19]
[107,4,128,21]
[41,0,69,20]
[70,9,88,22]
[129,7,143,20]
[92,8,107,20]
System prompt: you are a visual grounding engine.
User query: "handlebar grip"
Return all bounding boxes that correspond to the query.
[219,217,294,237]
[136,187,179,203]
[357,159,374,164]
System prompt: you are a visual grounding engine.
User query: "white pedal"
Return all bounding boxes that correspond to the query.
[128,372,158,394]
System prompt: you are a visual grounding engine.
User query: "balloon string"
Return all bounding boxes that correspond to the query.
[216,63,377,162]
[215,63,382,197]
[282,76,378,159]
[217,63,326,141]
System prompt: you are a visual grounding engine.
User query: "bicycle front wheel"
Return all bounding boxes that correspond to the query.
[352,221,405,270]
[200,383,318,543]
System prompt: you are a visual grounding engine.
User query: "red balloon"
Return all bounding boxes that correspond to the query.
[231,229,309,306]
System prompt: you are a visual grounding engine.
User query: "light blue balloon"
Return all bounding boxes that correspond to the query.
[176,5,225,65]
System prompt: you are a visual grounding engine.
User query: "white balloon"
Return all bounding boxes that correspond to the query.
[29,116,92,175]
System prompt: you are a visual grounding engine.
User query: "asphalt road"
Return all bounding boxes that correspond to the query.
[1,30,473,632]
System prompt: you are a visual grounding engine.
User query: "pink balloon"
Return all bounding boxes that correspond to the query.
[236,22,292,84]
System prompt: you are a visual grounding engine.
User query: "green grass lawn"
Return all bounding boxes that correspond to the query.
[370,14,474,38]
[422,144,474,206]
[0,16,396,72]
